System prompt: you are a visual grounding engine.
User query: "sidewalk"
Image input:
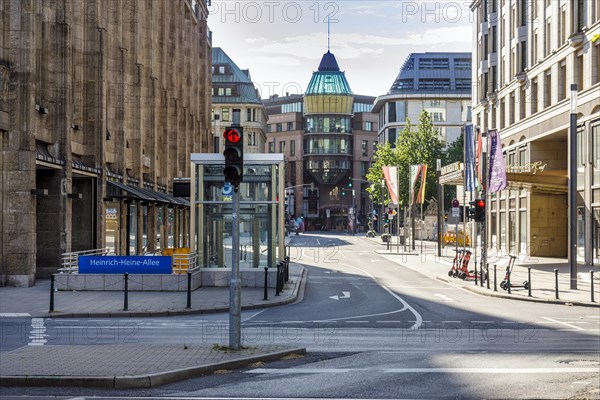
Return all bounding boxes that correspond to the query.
[0,263,307,389]
[366,236,600,307]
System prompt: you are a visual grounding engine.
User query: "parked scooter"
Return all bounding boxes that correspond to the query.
[500,255,529,290]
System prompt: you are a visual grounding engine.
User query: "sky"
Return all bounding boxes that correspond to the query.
[208,0,474,98]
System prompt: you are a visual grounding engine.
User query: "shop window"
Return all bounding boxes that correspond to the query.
[519,210,527,254]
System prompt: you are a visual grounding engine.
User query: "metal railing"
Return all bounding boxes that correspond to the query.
[59,248,110,273]
[173,252,199,274]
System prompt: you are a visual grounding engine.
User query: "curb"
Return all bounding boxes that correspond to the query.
[0,347,306,389]
[435,276,600,308]
[37,266,306,319]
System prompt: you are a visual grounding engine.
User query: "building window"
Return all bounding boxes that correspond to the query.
[276,123,283,132]
[362,140,368,156]
[266,124,272,133]
[576,52,584,91]
[491,26,497,53]
[247,108,252,122]
[360,161,369,178]
[519,87,526,120]
[218,65,226,74]
[279,141,285,154]
[533,29,539,63]
[287,122,294,131]
[281,102,302,113]
[519,0,527,26]
[531,77,538,114]
[225,87,232,96]
[418,79,451,91]
[454,58,471,70]
[419,58,449,69]
[594,43,600,85]
[373,141,378,152]
[430,112,445,122]
[388,128,397,147]
[290,140,296,156]
[387,102,397,123]
[456,79,472,91]
[543,69,552,108]
[545,18,551,57]
[558,59,567,101]
[520,41,527,72]
[222,108,230,121]
[365,121,373,131]
[592,120,600,187]
[500,98,505,129]
[576,0,585,32]
[560,5,567,45]
[268,142,275,153]
[218,87,225,96]
[509,91,516,125]
[519,210,527,253]
[213,136,220,153]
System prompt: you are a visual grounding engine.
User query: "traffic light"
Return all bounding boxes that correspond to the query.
[348,176,353,188]
[474,198,486,222]
[223,127,244,189]
[468,201,476,220]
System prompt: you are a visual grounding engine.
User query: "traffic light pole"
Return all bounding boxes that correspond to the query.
[229,186,241,350]
[228,109,242,350]
[481,130,488,277]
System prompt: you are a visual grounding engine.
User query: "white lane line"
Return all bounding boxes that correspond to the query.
[433,293,455,302]
[376,321,402,324]
[442,321,462,323]
[246,367,600,374]
[337,262,423,330]
[472,321,497,324]
[0,313,31,317]
[346,320,368,324]
[542,317,586,331]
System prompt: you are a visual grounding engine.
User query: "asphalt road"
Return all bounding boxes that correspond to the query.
[1,232,599,399]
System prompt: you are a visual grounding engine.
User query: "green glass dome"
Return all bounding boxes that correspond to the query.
[305,51,353,95]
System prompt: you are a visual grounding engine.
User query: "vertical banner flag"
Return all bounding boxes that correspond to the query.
[475,127,484,191]
[488,129,508,193]
[416,164,428,204]
[382,166,399,204]
[464,124,476,192]
[410,164,420,205]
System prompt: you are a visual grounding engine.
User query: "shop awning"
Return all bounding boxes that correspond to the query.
[439,170,568,194]
[107,181,189,207]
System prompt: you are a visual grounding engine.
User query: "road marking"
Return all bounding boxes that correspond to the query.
[336,262,423,330]
[442,321,462,323]
[472,321,496,324]
[346,320,368,324]
[542,317,586,331]
[246,367,600,374]
[0,313,31,317]
[329,291,351,300]
[434,293,455,302]
[376,321,402,324]
[28,318,47,346]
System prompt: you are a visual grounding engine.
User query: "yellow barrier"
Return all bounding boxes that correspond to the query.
[443,232,471,246]
[162,248,191,274]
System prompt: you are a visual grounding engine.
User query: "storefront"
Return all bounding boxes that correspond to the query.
[189,154,285,269]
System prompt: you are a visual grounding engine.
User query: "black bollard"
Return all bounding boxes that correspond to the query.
[591,271,595,303]
[49,274,55,313]
[493,265,497,292]
[474,262,478,285]
[124,273,129,311]
[186,271,192,309]
[275,263,281,296]
[284,256,290,283]
[480,263,484,287]
[507,267,511,294]
[554,269,559,299]
[486,264,490,289]
[263,267,269,301]
[528,267,532,297]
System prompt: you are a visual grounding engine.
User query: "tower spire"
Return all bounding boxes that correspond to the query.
[327,16,330,51]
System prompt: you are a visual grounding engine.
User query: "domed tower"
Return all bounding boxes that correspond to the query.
[303,51,354,185]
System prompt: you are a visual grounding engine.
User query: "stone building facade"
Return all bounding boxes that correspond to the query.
[0,0,213,286]
[471,0,599,261]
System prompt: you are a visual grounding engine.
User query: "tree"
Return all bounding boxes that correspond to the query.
[366,110,445,210]
[442,133,464,205]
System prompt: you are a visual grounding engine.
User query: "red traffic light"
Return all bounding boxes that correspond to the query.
[224,128,241,144]
[476,199,485,208]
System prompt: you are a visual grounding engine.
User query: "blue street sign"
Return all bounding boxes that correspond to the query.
[79,256,172,274]
[223,183,233,196]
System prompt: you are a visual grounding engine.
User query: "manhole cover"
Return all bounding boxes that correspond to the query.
[559,360,600,366]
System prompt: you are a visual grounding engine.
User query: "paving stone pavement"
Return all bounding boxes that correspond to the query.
[0,344,306,388]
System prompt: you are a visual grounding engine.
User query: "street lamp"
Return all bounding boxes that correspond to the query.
[351,189,356,235]
[436,158,443,257]
[568,84,578,289]
[380,179,385,234]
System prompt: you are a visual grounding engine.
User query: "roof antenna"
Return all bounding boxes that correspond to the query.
[327,15,330,52]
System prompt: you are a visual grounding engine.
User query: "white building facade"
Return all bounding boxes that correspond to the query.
[471,0,600,262]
